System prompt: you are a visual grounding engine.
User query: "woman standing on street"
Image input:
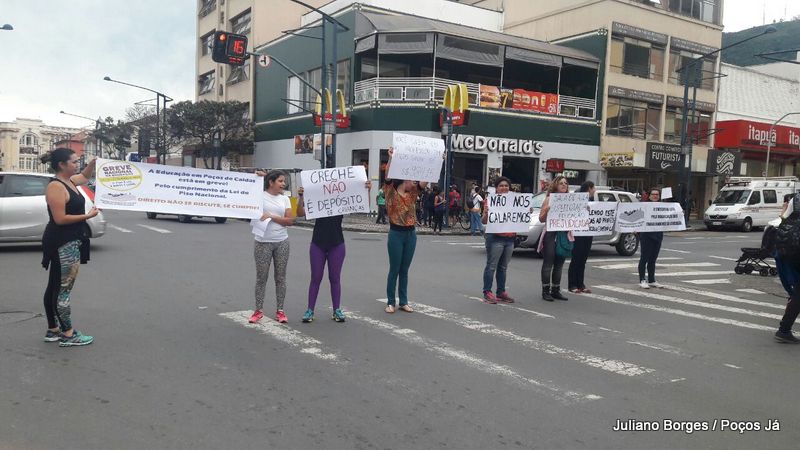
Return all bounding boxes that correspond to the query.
[538,176,571,301]
[295,179,372,323]
[480,177,516,304]
[469,186,484,236]
[249,170,295,324]
[568,181,596,293]
[432,186,446,234]
[41,149,99,347]
[382,147,431,313]
[638,188,665,289]
[375,188,387,224]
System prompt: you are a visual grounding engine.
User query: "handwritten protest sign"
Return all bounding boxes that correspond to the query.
[574,202,619,236]
[546,193,590,231]
[485,193,535,233]
[94,158,262,219]
[661,187,673,199]
[300,166,369,219]
[388,133,445,182]
[615,202,686,233]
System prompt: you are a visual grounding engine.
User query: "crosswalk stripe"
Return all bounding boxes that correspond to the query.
[376,300,657,378]
[660,284,784,310]
[662,248,691,254]
[136,224,172,234]
[107,224,132,233]
[736,288,766,295]
[585,257,683,263]
[348,312,601,405]
[628,270,733,277]
[580,292,773,331]
[683,279,731,285]
[709,255,738,262]
[595,262,719,270]
[593,286,782,320]
[626,341,690,357]
[464,295,556,319]
[219,311,345,363]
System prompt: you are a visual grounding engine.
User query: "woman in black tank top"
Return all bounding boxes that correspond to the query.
[41,148,99,347]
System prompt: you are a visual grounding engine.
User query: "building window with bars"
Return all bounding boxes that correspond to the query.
[198,70,215,95]
[606,97,661,141]
[610,36,665,81]
[230,9,251,35]
[227,58,251,85]
[199,0,216,18]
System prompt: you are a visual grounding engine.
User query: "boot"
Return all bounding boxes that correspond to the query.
[542,284,554,302]
[551,285,568,301]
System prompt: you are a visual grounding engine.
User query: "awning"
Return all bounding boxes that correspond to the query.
[563,160,604,171]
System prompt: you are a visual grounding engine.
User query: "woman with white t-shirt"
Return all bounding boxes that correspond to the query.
[249,170,295,324]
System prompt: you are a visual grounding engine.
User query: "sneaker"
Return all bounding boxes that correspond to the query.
[248,310,264,323]
[275,310,288,323]
[649,282,665,289]
[302,309,314,323]
[59,331,93,347]
[332,309,346,322]
[44,329,62,342]
[496,292,515,303]
[482,291,498,304]
[774,330,800,344]
[639,280,650,289]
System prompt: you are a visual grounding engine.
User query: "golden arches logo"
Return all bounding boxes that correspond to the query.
[443,84,468,113]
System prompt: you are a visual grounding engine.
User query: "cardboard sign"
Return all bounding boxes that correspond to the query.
[388,133,445,182]
[546,193,590,231]
[615,202,686,233]
[300,166,369,219]
[94,158,262,219]
[661,187,673,199]
[485,193,535,233]
[574,202,619,236]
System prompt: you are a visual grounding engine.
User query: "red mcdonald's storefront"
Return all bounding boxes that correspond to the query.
[715,120,800,177]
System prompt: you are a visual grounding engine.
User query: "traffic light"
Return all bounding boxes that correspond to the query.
[212,31,248,66]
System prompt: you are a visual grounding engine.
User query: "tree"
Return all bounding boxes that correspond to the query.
[90,117,134,160]
[166,100,253,169]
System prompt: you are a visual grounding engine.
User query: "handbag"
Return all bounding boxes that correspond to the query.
[555,231,574,258]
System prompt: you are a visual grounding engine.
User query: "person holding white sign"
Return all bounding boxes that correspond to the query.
[638,188,665,289]
[538,176,572,301]
[479,177,517,304]
[249,170,295,324]
[382,148,433,313]
[568,181,596,294]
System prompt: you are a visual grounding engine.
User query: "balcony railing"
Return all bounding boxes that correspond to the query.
[353,77,596,120]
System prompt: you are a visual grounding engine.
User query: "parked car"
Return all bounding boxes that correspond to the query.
[145,212,228,224]
[704,177,797,232]
[516,188,639,256]
[0,172,106,243]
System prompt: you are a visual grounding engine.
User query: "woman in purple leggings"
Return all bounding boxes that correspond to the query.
[296,180,371,323]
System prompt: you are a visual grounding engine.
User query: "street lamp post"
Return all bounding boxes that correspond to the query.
[677,26,776,221]
[765,112,800,177]
[103,76,172,164]
[441,108,454,227]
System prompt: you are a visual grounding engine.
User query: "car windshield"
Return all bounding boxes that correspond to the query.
[531,192,547,208]
[714,189,751,205]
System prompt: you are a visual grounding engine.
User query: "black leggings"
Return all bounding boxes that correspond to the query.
[43,255,62,329]
[638,237,662,283]
[541,231,566,286]
[568,236,593,289]
[433,211,444,232]
[779,288,800,333]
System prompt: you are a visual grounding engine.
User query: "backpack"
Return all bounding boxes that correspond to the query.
[466,195,475,209]
[555,231,574,258]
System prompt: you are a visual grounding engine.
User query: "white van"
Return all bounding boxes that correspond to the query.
[704,177,797,232]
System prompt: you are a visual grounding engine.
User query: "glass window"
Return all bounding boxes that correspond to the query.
[748,191,761,205]
[337,59,351,105]
[227,58,250,85]
[668,51,715,90]
[763,190,777,204]
[199,0,216,18]
[230,9,251,35]
[361,57,377,80]
[610,36,665,80]
[0,174,5,197]
[198,70,215,95]
[286,76,302,114]
[606,97,660,140]
[664,106,683,143]
[6,175,50,197]
[714,189,750,204]
[597,193,616,202]
[618,194,633,202]
[305,68,321,106]
[666,0,719,26]
[378,60,410,78]
[200,31,215,56]
[646,105,661,141]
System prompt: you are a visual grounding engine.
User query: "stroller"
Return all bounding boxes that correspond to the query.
[734,225,778,277]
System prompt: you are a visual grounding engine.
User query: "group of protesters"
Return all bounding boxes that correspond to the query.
[37,147,800,348]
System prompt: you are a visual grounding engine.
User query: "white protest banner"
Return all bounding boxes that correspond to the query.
[388,133,445,182]
[94,158,262,219]
[546,192,590,231]
[574,202,619,236]
[485,193,535,233]
[661,187,673,199]
[300,166,369,219]
[615,202,686,233]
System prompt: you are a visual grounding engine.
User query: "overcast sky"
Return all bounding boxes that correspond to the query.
[1,0,798,130]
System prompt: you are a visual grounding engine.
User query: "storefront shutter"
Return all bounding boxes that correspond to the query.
[562,57,599,70]
[436,35,504,67]
[355,35,376,54]
[378,33,434,54]
[505,47,562,68]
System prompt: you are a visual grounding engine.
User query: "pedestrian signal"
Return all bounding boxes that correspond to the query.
[212,31,248,66]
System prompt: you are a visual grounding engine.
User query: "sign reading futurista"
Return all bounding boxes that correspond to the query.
[485,193,535,233]
[646,142,685,171]
[300,166,369,219]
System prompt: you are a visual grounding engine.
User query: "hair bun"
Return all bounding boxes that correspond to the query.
[39,153,51,165]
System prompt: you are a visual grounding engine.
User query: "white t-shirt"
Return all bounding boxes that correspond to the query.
[254,192,292,243]
[471,194,483,211]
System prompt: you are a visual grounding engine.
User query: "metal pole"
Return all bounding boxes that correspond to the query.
[678,62,693,222]
[330,18,338,168]
[155,94,161,163]
[767,112,800,176]
[319,19,327,169]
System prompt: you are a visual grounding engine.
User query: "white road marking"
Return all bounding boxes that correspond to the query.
[579,292,774,331]
[626,341,689,357]
[585,257,683,263]
[684,279,731,285]
[107,224,132,233]
[348,312,601,404]
[592,286,782,320]
[595,262,719,270]
[709,255,738,262]
[470,245,485,249]
[670,378,687,383]
[465,296,556,319]
[219,311,344,363]
[662,248,691,254]
[724,364,742,369]
[736,288,766,295]
[628,271,733,277]
[447,242,483,245]
[661,284,784,310]
[136,224,172,234]
[571,321,588,326]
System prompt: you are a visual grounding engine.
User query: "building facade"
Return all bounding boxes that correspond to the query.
[0,118,83,172]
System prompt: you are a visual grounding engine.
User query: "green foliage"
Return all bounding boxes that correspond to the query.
[90,117,134,160]
[166,100,253,155]
[721,20,800,67]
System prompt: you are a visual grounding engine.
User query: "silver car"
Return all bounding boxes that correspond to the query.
[516,188,639,256]
[0,172,106,243]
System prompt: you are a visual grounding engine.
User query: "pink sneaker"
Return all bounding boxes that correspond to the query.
[496,292,515,303]
[248,310,264,323]
[275,310,288,323]
[482,291,498,304]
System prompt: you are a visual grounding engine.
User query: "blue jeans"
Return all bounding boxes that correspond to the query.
[387,228,417,306]
[483,234,515,293]
[469,211,483,235]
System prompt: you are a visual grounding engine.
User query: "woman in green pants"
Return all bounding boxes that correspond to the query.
[382,147,431,313]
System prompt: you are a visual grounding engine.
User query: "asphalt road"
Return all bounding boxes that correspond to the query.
[1,210,797,449]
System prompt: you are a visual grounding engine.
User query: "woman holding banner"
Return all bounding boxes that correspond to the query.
[249,170,295,324]
[294,179,372,324]
[382,147,431,313]
[480,177,517,304]
[568,181,596,294]
[638,188,665,289]
[538,176,571,301]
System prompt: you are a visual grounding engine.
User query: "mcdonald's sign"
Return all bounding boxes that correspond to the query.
[441,84,469,127]
[313,88,350,128]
